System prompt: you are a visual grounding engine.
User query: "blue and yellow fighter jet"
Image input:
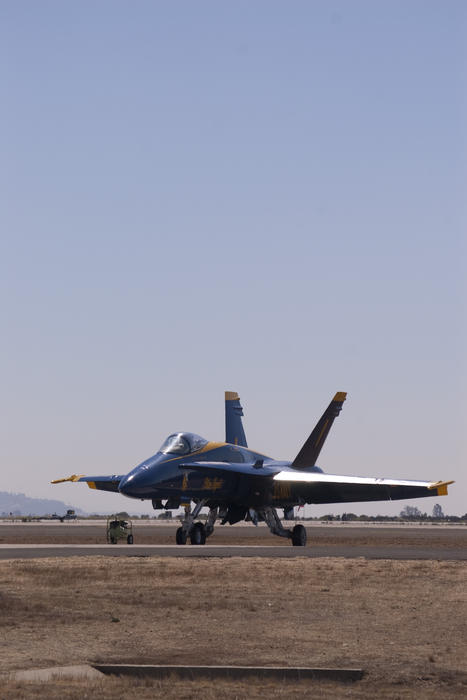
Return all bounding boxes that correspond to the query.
[53,392,453,546]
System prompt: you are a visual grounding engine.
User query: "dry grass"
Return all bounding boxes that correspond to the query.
[1,557,466,699]
[4,675,467,700]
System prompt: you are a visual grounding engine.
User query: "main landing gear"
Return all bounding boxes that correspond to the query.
[175,502,307,546]
[256,507,307,546]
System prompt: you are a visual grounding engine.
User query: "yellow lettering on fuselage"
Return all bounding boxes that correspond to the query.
[273,482,291,500]
[203,477,223,492]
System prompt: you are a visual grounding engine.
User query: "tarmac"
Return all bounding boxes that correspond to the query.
[1,542,466,559]
[1,521,465,560]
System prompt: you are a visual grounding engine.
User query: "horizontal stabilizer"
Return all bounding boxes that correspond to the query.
[292,392,347,468]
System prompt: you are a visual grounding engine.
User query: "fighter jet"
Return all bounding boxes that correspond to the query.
[52,391,453,546]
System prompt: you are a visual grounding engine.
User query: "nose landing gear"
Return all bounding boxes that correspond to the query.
[175,527,187,545]
[189,522,206,545]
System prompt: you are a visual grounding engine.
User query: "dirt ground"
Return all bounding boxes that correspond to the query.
[1,555,466,699]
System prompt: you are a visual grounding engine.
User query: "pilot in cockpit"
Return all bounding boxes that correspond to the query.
[159,432,208,456]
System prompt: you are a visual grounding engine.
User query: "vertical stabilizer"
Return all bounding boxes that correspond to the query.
[225,391,248,447]
[292,392,347,468]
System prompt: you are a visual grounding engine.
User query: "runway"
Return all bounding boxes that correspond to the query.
[0,542,465,559]
[1,521,465,560]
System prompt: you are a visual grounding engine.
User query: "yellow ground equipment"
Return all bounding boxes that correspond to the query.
[106,515,134,544]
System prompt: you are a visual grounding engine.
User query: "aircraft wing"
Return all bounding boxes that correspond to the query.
[51,474,124,493]
[179,463,454,503]
[273,471,454,503]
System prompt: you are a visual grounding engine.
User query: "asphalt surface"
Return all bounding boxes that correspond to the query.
[0,522,465,560]
[1,543,465,559]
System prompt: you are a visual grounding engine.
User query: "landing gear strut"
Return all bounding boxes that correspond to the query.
[255,507,307,546]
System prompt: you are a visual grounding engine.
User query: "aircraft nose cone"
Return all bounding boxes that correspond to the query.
[118,474,133,495]
[119,472,142,495]
[119,469,152,498]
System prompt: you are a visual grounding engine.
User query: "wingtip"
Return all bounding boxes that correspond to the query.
[51,474,83,484]
[225,391,239,401]
[428,480,455,496]
[333,392,347,402]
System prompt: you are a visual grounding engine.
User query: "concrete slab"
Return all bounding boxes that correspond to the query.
[93,664,364,682]
[10,665,104,681]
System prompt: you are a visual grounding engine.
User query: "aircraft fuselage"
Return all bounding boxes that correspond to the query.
[118,439,293,509]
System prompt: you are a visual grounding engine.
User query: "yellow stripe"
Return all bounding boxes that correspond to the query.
[163,439,273,463]
[199,441,227,453]
[333,392,347,402]
[315,418,329,447]
[87,482,97,490]
[163,441,228,463]
[225,391,239,401]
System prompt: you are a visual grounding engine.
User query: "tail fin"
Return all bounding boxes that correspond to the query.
[225,391,248,447]
[292,392,347,468]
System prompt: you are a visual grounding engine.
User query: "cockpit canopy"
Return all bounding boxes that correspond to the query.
[158,432,208,456]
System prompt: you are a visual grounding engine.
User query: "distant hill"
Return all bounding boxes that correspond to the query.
[0,491,85,517]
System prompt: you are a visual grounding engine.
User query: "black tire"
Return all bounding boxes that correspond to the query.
[190,522,206,545]
[127,534,134,544]
[291,524,307,547]
[176,527,187,545]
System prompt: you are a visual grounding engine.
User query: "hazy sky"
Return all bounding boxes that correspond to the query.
[1,1,465,516]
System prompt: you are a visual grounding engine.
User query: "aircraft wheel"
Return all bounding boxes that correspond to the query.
[190,522,206,545]
[291,524,307,547]
[176,527,187,545]
[127,534,134,544]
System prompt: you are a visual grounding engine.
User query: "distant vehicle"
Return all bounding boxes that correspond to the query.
[51,509,77,522]
[53,391,454,547]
